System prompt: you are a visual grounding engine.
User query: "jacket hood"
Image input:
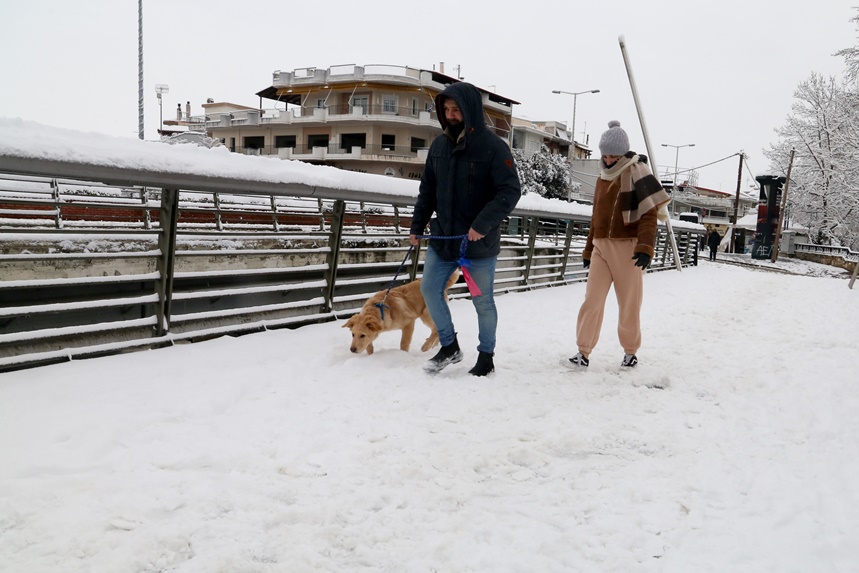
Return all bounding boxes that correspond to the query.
[435,82,486,133]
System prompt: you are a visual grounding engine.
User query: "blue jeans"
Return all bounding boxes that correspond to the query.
[420,246,498,354]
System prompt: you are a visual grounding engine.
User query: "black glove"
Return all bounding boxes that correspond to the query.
[582,258,591,269]
[632,252,651,268]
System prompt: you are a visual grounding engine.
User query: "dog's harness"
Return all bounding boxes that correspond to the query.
[374,234,480,320]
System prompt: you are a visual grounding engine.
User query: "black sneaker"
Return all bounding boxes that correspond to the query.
[562,352,589,370]
[468,351,494,376]
[424,337,462,373]
[621,353,638,367]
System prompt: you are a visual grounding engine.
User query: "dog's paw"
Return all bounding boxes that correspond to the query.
[421,339,439,352]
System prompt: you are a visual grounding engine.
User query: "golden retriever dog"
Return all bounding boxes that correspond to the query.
[343,271,459,355]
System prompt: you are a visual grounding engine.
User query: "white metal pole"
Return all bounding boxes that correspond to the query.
[569,94,577,199]
[618,34,682,271]
[138,0,144,140]
[571,93,578,161]
[673,147,679,188]
[849,253,859,289]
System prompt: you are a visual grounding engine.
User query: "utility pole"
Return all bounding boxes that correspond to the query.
[731,151,744,252]
[770,149,795,263]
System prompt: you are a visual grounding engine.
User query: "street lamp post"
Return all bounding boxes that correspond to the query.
[552,89,599,199]
[661,143,695,215]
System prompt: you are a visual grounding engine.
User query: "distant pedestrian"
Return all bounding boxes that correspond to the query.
[707,228,722,261]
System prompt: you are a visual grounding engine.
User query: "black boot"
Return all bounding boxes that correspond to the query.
[423,336,462,373]
[468,351,495,376]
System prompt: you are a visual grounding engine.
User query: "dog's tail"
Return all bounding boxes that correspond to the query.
[444,269,461,292]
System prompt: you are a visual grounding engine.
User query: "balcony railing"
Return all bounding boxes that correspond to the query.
[323,104,430,117]
[230,144,429,161]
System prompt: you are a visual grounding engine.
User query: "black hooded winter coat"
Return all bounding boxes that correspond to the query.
[410,82,521,261]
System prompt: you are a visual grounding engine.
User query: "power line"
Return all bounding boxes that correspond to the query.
[570,152,754,185]
[671,153,741,177]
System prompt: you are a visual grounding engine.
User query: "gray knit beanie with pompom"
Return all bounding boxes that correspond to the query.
[598,120,630,156]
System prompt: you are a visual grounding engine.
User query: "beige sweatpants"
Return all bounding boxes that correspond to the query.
[576,238,644,357]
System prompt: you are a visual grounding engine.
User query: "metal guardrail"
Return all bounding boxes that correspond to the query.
[794,242,859,262]
[794,243,859,288]
[0,162,701,372]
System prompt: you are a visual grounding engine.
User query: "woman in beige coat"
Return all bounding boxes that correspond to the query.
[564,121,670,370]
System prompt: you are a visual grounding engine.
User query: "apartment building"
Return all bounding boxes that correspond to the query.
[196,64,518,180]
[511,117,594,160]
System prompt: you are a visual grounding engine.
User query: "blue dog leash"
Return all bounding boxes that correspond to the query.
[374,244,415,320]
[417,234,482,297]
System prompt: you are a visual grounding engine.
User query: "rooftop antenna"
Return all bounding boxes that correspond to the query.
[155,84,169,135]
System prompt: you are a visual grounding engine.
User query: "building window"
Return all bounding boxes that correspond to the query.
[316,99,326,109]
[382,95,397,114]
[275,135,296,148]
[341,133,366,150]
[410,137,426,153]
[307,134,329,149]
[412,99,418,116]
[382,134,395,151]
[243,136,264,150]
[351,96,368,114]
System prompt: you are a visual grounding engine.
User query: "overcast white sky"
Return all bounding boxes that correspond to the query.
[1,0,856,192]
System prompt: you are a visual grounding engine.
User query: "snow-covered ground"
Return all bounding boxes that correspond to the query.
[1,257,857,572]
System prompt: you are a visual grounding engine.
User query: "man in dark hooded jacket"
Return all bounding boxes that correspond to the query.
[707,228,722,261]
[409,82,521,376]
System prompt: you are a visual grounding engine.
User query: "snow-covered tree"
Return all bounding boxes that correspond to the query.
[834,8,859,84]
[766,73,859,249]
[766,9,859,249]
[512,145,579,200]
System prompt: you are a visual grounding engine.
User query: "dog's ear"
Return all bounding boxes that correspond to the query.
[343,317,355,328]
[366,318,383,332]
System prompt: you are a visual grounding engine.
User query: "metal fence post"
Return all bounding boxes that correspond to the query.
[559,220,576,279]
[321,200,346,314]
[270,195,280,232]
[408,241,421,282]
[155,188,179,337]
[659,230,669,266]
[522,216,538,286]
[141,187,152,229]
[213,192,223,231]
[51,178,63,229]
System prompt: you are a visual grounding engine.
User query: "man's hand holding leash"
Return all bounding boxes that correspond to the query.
[411,228,483,246]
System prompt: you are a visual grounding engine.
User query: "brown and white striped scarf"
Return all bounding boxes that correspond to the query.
[600,152,671,224]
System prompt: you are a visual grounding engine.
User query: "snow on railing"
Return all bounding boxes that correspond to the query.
[0,156,697,372]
